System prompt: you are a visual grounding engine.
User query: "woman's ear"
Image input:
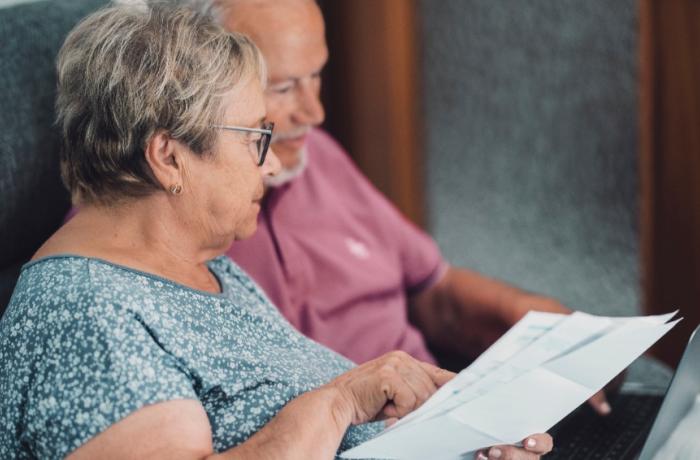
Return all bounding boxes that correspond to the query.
[144,130,185,192]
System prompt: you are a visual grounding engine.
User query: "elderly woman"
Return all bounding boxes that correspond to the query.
[0,4,551,460]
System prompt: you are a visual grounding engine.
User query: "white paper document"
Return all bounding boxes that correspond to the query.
[340,311,680,460]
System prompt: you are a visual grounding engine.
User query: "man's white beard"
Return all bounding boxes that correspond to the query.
[264,147,309,188]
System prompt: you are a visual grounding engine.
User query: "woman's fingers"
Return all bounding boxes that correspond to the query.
[384,417,399,428]
[384,352,447,413]
[419,361,457,387]
[330,351,455,424]
[397,363,438,404]
[477,446,540,460]
[522,433,553,454]
[475,433,553,460]
[379,402,397,419]
[380,371,418,418]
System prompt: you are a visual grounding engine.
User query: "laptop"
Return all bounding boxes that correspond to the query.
[546,324,700,460]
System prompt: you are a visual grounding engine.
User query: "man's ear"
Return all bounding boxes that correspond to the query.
[144,130,184,191]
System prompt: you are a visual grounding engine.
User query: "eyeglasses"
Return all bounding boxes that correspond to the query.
[211,121,274,166]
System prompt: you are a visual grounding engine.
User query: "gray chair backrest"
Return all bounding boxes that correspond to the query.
[0,0,106,315]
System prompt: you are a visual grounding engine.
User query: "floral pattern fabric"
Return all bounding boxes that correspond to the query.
[0,255,380,459]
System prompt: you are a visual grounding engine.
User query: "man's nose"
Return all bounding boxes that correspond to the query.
[293,81,325,126]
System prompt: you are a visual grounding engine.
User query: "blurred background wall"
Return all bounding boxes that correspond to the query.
[419,1,639,319]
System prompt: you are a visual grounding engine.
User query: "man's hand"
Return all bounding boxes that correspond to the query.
[588,389,612,416]
[409,266,623,416]
[588,371,626,415]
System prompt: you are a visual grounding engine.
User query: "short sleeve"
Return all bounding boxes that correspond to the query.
[390,209,449,294]
[311,129,448,295]
[19,291,198,459]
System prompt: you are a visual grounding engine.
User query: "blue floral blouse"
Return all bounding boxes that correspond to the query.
[0,255,381,459]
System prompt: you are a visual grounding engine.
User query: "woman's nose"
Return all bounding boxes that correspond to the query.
[262,146,282,177]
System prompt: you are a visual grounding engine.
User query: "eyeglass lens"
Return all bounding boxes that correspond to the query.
[257,122,274,166]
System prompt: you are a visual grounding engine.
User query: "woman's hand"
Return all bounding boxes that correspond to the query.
[327,351,456,425]
[476,433,553,460]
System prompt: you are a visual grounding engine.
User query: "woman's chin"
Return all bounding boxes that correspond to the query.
[232,221,258,242]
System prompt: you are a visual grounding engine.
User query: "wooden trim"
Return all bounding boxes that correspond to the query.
[639,0,655,317]
[320,0,426,227]
[639,0,700,368]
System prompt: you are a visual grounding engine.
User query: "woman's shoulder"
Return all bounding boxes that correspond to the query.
[15,255,134,295]
[9,256,94,312]
[5,255,156,326]
[0,256,201,460]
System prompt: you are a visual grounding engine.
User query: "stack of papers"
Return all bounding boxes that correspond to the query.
[341,311,680,460]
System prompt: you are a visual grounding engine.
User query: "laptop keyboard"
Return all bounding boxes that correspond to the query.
[546,393,664,459]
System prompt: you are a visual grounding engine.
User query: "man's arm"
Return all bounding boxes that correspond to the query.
[409,266,614,415]
[409,265,567,359]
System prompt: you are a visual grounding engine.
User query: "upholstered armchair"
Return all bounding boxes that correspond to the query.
[0,0,105,315]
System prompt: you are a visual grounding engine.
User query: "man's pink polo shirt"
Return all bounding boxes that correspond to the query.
[227,129,446,364]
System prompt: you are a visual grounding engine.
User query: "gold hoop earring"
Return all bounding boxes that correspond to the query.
[169,184,182,195]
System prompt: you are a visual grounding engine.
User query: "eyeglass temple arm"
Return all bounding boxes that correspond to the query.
[211,125,272,135]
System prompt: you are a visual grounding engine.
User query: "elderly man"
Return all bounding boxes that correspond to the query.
[190,0,612,414]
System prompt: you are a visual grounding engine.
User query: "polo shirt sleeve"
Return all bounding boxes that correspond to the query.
[384,202,449,295]
[20,291,198,460]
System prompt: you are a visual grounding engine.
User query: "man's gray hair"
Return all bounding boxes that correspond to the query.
[176,0,282,25]
[177,0,227,22]
[56,1,266,205]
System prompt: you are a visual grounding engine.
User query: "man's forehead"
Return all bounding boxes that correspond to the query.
[222,0,327,79]
[222,0,323,36]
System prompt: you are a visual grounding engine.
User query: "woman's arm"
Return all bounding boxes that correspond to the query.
[66,399,214,460]
[68,351,452,460]
[214,386,351,460]
[67,388,350,460]
[67,387,349,460]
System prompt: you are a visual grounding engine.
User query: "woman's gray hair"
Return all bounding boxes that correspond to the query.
[56,1,266,205]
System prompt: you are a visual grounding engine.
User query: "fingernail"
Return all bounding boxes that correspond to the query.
[526,438,536,448]
[489,447,502,458]
[477,453,488,460]
[600,401,612,415]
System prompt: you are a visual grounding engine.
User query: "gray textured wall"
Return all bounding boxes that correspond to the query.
[420,0,640,318]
